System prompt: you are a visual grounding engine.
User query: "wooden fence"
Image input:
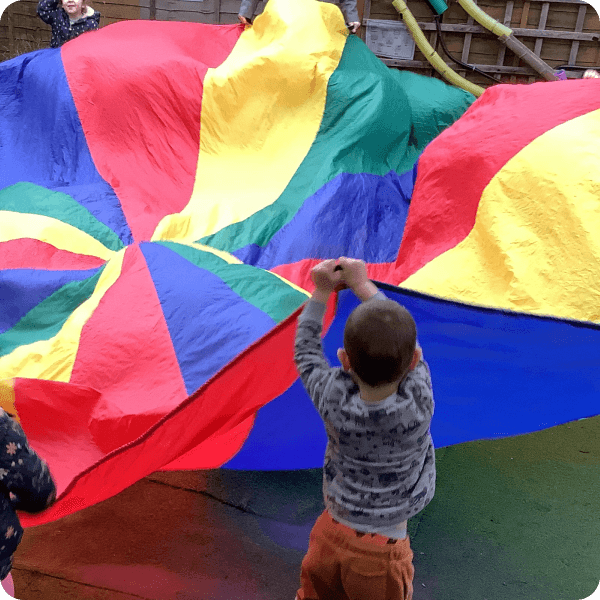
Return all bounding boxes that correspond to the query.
[0,0,140,58]
[365,0,600,84]
[1,0,599,85]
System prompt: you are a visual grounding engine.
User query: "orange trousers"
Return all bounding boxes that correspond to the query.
[296,510,414,600]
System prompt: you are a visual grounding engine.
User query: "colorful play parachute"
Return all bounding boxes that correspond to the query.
[1,0,597,527]
[0,0,475,524]
[232,79,600,468]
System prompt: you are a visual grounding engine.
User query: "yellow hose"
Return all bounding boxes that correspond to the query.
[392,0,485,97]
[457,0,512,37]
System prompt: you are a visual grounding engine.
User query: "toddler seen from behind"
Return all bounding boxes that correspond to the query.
[294,257,436,600]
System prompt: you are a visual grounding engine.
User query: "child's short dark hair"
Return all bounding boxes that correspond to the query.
[343,300,417,387]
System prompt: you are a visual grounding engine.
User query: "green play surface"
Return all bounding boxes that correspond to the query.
[410,415,600,600]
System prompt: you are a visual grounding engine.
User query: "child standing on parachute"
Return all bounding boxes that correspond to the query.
[238,0,361,34]
[293,257,435,600]
[0,405,57,598]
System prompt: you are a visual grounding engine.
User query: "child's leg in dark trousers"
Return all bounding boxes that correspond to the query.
[296,510,414,600]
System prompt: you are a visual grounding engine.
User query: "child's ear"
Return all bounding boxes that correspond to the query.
[337,348,351,371]
[408,348,421,371]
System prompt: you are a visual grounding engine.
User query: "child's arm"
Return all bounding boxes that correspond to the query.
[337,0,360,33]
[294,260,342,409]
[0,412,56,513]
[238,0,259,24]
[37,0,61,24]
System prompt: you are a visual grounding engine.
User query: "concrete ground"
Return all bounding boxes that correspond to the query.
[10,416,600,600]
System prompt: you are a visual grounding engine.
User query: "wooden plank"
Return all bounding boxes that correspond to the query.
[499,0,588,5]
[427,28,438,76]
[496,0,513,65]
[361,0,371,25]
[512,26,596,40]
[220,0,246,14]
[380,57,544,75]
[219,12,239,23]
[155,0,215,13]
[520,0,531,27]
[461,1,476,77]
[363,20,600,42]
[512,0,531,82]
[359,0,371,43]
[155,8,217,20]
[218,0,265,15]
[530,2,549,81]
[94,0,141,7]
[215,0,221,23]
[534,2,549,55]
[1,4,37,17]
[7,6,14,56]
[98,4,141,20]
[568,4,587,64]
[140,0,216,9]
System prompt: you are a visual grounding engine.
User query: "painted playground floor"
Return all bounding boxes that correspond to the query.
[10,416,600,600]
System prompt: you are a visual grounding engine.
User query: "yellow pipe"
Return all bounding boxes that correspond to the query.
[392,0,485,97]
[456,0,512,37]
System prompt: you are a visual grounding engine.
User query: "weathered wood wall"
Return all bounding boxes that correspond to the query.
[1,0,599,88]
[366,0,599,85]
[138,0,264,23]
[0,0,140,59]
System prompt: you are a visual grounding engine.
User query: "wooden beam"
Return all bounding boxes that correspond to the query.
[428,29,439,78]
[363,20,600,42]
[511,27,597,41]
[461,5,475,78]
[533,3,549,56]
[7,10,14,57]
[496,1,514,67]
[380,58,543,76]
[360,0,371,42]
[503,0,588,4]
[531,2,549,82]
[568,4,588,65]
[510,0,530,82]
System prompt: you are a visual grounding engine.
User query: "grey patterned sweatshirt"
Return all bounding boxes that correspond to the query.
[294,291,435,535]
[0,410,56,580]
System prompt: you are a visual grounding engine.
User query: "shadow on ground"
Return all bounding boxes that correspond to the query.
[12,416,600,600]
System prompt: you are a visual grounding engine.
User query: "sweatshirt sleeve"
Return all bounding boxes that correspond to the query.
[336,0,359,22]
[294,299,335,413]
[238,0,260,20]
[37,0,60,24]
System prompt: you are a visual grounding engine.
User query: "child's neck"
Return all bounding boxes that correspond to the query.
[358,380,399,403]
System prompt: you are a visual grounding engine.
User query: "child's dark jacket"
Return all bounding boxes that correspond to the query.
[37,0,100,48]
[0,410,56,580]
[294,292,435,535]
